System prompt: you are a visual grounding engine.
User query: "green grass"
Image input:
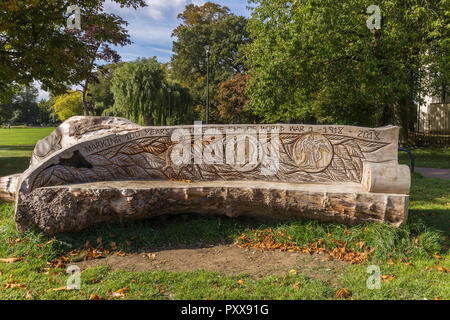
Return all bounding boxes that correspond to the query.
[399,148,450,169]
[0,147,33,176]
[0,127,55,146]
[0,173,448,300]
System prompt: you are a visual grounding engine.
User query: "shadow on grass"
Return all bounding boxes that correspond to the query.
[54,214,278,254]
[407,173,450,239]
[0,146,33,176]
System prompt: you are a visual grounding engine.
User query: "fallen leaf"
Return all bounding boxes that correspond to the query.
[146,253,156,259]
[237,280,245,286]
[381,275,396,282]
[432,266,447,273]
[293,282,300,289]
[3,282,27,290]
[0,257,22,263]
[48,286,69,291]
[109,242,118,250]
[89,294,103,300]
[335,288,351,299]
[289,269,298,275]
[387,258,395,266]
[112,287,128,298]
[433,253,442,259]
[26,291,33,299]
[116,251,126,257]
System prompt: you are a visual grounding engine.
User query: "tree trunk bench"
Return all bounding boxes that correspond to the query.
[1,117,410,234]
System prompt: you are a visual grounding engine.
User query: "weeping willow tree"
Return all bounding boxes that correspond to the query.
[110,57,193,126]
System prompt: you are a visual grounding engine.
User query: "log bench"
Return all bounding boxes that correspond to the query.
[1,117,411,234]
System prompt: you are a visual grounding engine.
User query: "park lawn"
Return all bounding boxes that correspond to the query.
[0,127,55,146]
[0,147,34,176]
[399,148,450,169]
[0,172,448,300]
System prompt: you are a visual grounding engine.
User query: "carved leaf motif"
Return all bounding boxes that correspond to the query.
[87,154,112,166]
[140,137,169,155]
[328,137,389,182]
[32,167,55,189]
[108,153,136,167]
[118,142,144,155]
[123,165,149,178]
[355,139,389,153]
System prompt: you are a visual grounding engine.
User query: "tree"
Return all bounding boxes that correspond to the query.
[111,58,166,126]
[69,13,131,115]
[0,86,40,125]
[111,58,194,126]
[171,2,249,123]
[216,73,257,123]
[53,91,83,121]
[0,0,145,102]
[246,0,449,140]
[38,97,60,125]
[87,63,122,116]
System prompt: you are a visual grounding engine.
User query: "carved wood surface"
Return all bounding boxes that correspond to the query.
[27,124,395,192]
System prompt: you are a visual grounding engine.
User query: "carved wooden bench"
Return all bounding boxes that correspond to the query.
[1,117,410,234]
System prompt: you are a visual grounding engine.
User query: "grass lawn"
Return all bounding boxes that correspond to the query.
[0,127,55,146]
[0,128,448,300]
[0,173,448,300]
[399,148,450,169]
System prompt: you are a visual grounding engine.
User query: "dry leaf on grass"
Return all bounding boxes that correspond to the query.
[381,275,396,282]
[89,294,103,300]
[335,288,351,299]
[112,287,128,298]
[293,282,300,289]
[47,286,69,291]
[26,291,33,299]
[3,282,27,290]
[84,249,103,261]
[0,257,22,263]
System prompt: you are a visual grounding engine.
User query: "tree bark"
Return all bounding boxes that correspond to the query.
[143,114,153,126]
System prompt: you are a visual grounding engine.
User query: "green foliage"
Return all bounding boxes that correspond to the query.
[88,63,122,116]
[53,91,83,121]
[111,58,193,126]
[215,73,259,123]
[171,2,249,123]
[0,86,41,125]
[0,0,146,100]
[246,0,449,132]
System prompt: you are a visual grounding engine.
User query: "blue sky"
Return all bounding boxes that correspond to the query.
[102,0,252,63]
[37,0,251,100]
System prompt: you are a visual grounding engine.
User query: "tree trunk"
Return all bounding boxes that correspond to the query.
[81,81,89,116]
[143,114,153,126]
